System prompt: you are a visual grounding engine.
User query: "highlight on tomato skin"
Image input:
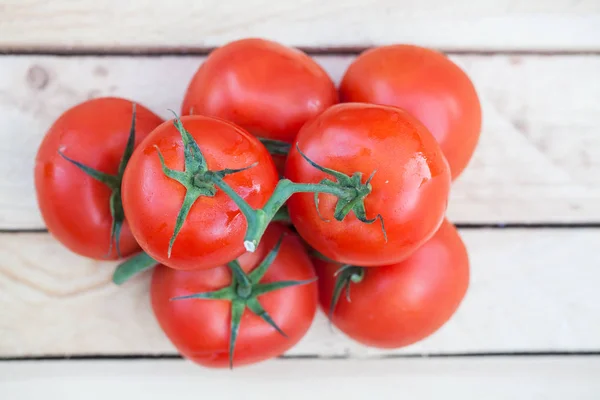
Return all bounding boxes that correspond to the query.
[285,102,452,267]
[34,97,164,260]
[151,224,318,368]
[315,219,469,349]
[339,44,482,180]
[181,38,338,144]
[121,115,279,271]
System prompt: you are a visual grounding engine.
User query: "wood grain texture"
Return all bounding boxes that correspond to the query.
[1,54,599,228]
[1,1,599,51]
[1,229,599,357]
[3,358,600,399]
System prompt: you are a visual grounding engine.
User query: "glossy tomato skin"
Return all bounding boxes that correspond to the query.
[317,219,469,348]
[151,224,318,368]
[339,45,482,180]
[181,38,338,143]
[122,115,279,270]
[34,97,163,259]
[285,103,451,266]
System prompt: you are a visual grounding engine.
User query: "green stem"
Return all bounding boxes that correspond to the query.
[158,117,382,257]
[112,251,158,285]
[227,260,252,297]
[211,176,348,252]
[210,174,258,221]
[249,180,347,251]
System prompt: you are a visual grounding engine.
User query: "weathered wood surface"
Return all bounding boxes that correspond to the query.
[2,229,598,357]
[1,55,599,229]
[3,358,600,400]
[1,0,599,51]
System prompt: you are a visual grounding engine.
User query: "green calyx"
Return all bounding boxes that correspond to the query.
[329,264,365,321]
[171,234,316,368]
[155,114,257,258]
[158,117,386,257]
[112,251,158,285]
[295,145,386,241]
[58,103,138,258]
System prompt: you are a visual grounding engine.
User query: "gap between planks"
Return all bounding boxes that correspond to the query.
[4,49,600,57]
[3,351,600,362]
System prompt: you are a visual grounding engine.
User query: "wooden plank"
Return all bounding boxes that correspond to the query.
[2,358,600,399]
[0,54,599,228]
[1,1,600,51]
[1,229,598,357]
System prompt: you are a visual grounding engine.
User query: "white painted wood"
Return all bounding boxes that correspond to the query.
[2,358,600,399]
[1,229,599,357]
[1,55,599,228]
[1,1,600,51]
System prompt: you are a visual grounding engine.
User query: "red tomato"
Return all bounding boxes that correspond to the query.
[122,115,279,270]
[316,219,469,348]
[285,103,451,266]
[181,38,338,143]
[339,45,482,180]
[151,224,318,368]
[34,97,163,259]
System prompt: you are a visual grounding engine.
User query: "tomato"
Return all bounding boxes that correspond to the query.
[151,224,318,368]
[339,45,482,180]
[285,103,451,266]
[181,38,338,144]
[122,115,279,270]
[34,97,163,259]
[316,219,469,348]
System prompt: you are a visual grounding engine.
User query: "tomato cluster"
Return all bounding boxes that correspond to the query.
[34,39,480,368]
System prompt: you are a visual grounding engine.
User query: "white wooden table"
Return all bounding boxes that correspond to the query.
[1,1,600,398]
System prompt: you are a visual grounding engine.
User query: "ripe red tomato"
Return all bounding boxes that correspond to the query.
[181,38,338,144]
[316,219,469,348]
[122,115,279,270]
[34,97,163,259]
[151,224,318,368]
[339,45,482,180]
[285,103,451,266]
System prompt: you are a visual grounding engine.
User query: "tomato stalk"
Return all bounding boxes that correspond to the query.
[170,234,315,368]
[57,104,138,258]
[227,259,253,297]
[209,174,350,251]
[112,251,158,285]
[159,115,387,257]
[207,144,388,252]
